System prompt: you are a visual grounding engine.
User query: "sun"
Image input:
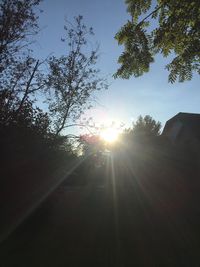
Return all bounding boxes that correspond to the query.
[100,127,119,143]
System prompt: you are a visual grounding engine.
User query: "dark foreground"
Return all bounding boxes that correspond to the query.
[1,153,200,266]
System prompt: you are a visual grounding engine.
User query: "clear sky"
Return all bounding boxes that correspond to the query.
[33,0,200,133]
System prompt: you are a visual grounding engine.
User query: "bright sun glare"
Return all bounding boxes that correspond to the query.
[100,127,119,143]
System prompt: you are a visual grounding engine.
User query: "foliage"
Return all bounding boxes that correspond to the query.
[46,16,108,135]
[79,133,106,170]
[133,115,162,137]
[0,89,50,132]
[0,1,109,183]
[115,0,200,83]
[0,90,74,172]
[0,0,41,73]
[0,57,45,114]
[0,0,45,129]
[80,134,103,156]
[121,115,162,145]
[0,90,49,150]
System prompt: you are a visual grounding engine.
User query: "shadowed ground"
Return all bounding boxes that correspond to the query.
[1,151,200,266]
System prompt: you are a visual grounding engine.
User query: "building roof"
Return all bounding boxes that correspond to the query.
[163,112,200,140]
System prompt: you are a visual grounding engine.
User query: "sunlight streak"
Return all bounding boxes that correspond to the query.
[110,154,121,261]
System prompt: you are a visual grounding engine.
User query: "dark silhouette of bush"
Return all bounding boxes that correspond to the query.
[0,90,75,182]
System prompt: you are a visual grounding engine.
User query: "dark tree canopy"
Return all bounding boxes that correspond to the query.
[115,0,200,83]
[0,0,40,73]
[133,115,162,138]
[0,0,45,125]
[0,0,74,162]
[122,115,162,145]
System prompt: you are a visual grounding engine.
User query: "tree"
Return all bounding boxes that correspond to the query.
[0,0,71,161]
[46,16,108,136]
[0,0,40,73]
[80,134,102,156]
[114,0,200,83]
[0,57,45,120]
[122,115,161,145]
[133,115,161,138]
[0,0,45,122]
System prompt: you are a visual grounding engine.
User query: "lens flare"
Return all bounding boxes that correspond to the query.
[100,127,119,143]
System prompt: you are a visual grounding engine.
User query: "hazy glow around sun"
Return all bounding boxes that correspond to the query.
[100,127,119,143]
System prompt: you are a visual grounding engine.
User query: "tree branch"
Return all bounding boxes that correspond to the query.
[15,60,39,114]
[136,5,162,28]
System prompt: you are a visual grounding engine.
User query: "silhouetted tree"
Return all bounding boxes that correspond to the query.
[0,0,41,73]
[79,133,106,170]
[121,115,161,146]
[0,90,74,169]
[0,58,45,120]
[115,0,200,83]
[80,134,103,156]
[0,0,73,167]
[0,90,49,131]
[46,16,108,136]
[0,0,45,123]
[133,115,161,138]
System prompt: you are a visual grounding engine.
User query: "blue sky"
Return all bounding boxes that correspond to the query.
[33,0,200,133]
